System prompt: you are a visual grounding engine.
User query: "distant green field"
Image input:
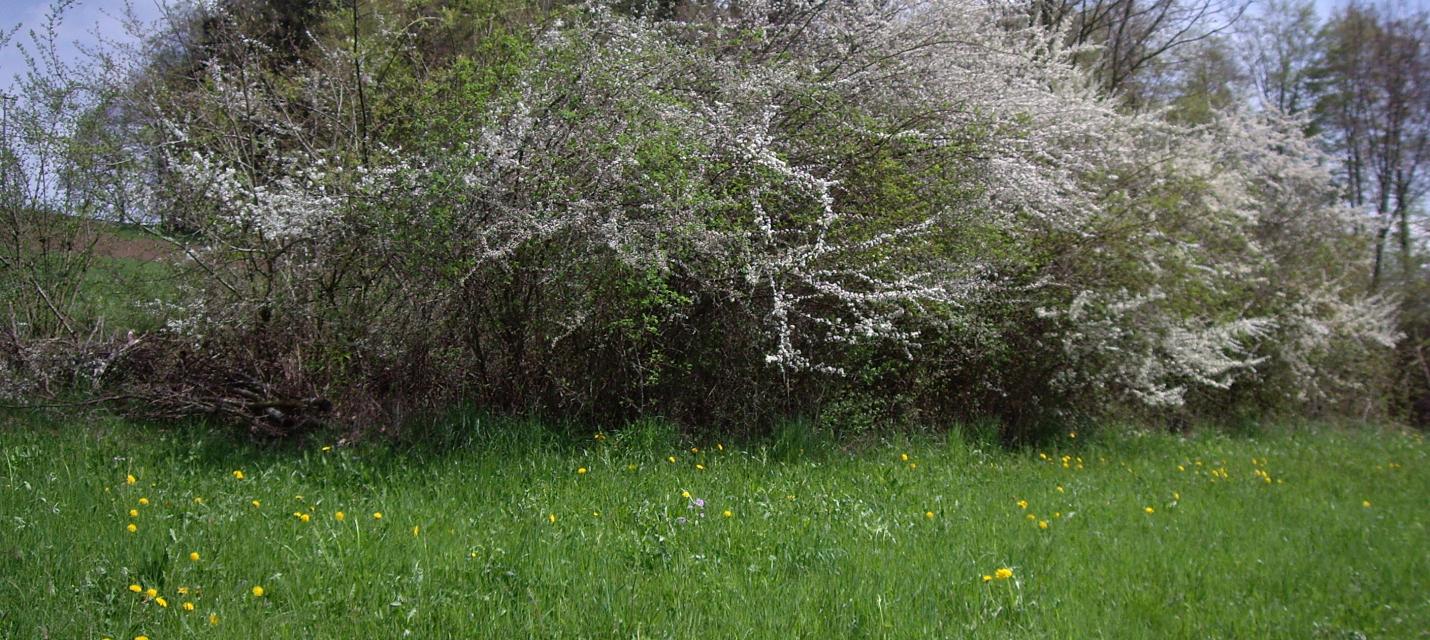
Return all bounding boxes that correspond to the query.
[6,217,181,332]
[0,416,1424,639]
[78,254,181,331]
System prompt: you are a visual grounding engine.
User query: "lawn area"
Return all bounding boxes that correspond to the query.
[0,415,1425,639]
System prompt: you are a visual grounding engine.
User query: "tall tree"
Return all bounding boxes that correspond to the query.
[1026,0,1248,105]
[1316,2,1430,289]
[1238,0,1320,117]
[1163,34,1245,123]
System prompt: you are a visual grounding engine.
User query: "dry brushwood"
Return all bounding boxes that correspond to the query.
[3,325,335,437]
[96,335,335,437]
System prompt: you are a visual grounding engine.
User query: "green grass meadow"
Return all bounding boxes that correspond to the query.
[0,415,1425,638]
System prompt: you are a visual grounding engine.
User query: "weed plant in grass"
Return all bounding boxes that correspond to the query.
[0,415,1424,638]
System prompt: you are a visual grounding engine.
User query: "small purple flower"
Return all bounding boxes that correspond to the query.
[693,498,705,508]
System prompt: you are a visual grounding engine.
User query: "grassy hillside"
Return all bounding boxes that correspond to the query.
[78,253,181,332]
[0,416,1424,638]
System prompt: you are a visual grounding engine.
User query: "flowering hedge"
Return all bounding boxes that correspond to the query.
[3,0,1396,438]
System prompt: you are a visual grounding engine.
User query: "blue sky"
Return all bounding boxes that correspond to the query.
[1,0,165,93]
[0,0,1396,95]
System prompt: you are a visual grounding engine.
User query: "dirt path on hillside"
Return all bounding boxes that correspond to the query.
[88,231,176,262]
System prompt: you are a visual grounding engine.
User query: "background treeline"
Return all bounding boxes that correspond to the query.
[0,0,1425,441]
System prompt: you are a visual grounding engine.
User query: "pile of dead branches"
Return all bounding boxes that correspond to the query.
[2,323,334,438]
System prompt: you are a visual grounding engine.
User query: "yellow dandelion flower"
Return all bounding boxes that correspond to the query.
[1025,513,1036,521]
[691,447,700,453]
[294,495,304,502]
[994,568,1013,580]
[1055,485,1064,493]
[129,509,139,518]
[722,510,733,518]
[716,443,724,451]
[925,511,934,520]
[193,496,204,505]
[1039,452,1048,460]
[335,511,345,522]
[128,584,142,593]
[577,467,587,475]
[1038,520,1049,529]
[908,463,917,470]
[681,490,691,499]
[232,470,244,480]
[138,498,149,506]
[1144,506,1155,514]
[177,587,188,595]
[1173,492,1180,501]
[252,500,261,508]
[548,513,557,524]
[145,587,157,598]
[1362,500,1371,508]
[900,453,909,462]
[1016,499,1028,510]
[1053,511,1061,518]
[208,612,219,626]
[1069,431,1077,439]
[1177,465,1185,472]
[127,523,138,533]
[251,585,264,597]
[667,456,676,463]
[135,636,149,640]
[126,474,136,486]
[189,551,200,562]
[321,445,332,451]
[695,464,705,471]
[982,575,992,583]
[373,512,383,520]
[412,525,420,537]
[300,513,311,523]
[182,601,195,612]
[155,597,168,608]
